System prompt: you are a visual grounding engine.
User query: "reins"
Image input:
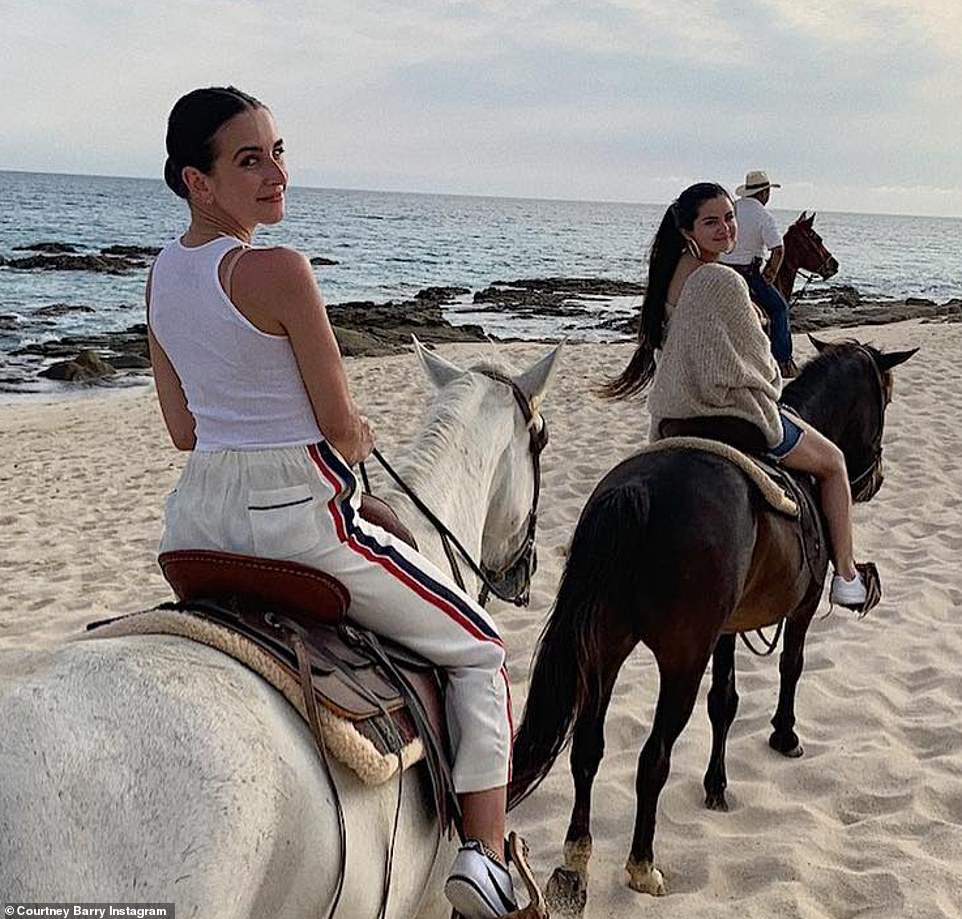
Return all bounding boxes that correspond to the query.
[787,253,835,307]
[739,622,784,656]
[359,370,547,608]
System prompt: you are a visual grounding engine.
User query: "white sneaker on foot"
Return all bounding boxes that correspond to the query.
[830,571,867,608]
[445,838,517,919]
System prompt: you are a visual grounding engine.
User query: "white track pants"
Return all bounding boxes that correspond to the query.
[160,442,511,792]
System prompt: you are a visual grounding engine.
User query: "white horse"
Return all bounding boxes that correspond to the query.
[0,339,561,919]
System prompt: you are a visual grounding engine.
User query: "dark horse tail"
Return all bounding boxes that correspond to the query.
[509,483,648,810]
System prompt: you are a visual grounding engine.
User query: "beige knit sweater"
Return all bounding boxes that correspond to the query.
[647,262,783,447]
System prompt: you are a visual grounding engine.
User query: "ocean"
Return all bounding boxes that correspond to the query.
[2,169,961,392]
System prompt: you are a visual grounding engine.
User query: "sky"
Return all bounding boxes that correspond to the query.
[2,0,961,217]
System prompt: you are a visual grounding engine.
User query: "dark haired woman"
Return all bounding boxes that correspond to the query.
[605,182,868,609]
[148,86,516,919]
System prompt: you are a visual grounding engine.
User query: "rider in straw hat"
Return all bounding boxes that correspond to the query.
[721,170,798,377]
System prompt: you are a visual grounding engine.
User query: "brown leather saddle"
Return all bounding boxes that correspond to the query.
[659,415,824,584]
[98,493,457,828]
[658,415,883,618]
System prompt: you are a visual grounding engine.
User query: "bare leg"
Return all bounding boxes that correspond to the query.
[461,786,507,859]
[779,419,857,579]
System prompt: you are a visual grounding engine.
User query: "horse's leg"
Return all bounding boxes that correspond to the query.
[769,602,818,757]
[703,633,738,811]
[563,635,635,878]
[625,658,709,896]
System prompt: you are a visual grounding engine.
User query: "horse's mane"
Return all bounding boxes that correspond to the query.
[781,340,881,416]
[401,357,519,476]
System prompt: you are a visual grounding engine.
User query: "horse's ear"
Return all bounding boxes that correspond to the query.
[877,347,919,372]
[808,333,832,352]
[412,334,464,389]
[515,341,563,410]
[798,211,808,221]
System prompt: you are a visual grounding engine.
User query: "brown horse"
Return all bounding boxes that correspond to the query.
[775,211,839,303]
[508,338,916,900]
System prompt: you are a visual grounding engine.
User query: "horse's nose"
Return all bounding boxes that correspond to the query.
[825,257,839,278]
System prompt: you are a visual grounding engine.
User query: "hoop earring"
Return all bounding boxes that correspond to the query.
[685,237,701,260]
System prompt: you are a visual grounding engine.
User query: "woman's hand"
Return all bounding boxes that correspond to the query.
[355,414,375,463]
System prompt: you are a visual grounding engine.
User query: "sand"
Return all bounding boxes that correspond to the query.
[2,319,960,917]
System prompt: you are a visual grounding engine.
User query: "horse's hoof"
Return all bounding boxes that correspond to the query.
[705,791,729,812]
[563,836,592,876]
[545,866,588,917]
[625,858,666,896]
[769,733,804,758]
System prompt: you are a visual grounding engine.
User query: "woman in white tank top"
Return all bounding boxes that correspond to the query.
[149,86,517,918]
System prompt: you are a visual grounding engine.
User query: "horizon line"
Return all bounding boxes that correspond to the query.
[0,166,956,223]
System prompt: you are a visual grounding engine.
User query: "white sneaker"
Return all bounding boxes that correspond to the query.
[445,839,518,919]
[830,571,867,608]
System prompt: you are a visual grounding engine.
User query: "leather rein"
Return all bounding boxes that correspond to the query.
[787,252,835,307]
[847,345,886,502]
[362,368,547,608]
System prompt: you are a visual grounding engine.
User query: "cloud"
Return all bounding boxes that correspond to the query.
[1,0,960,215]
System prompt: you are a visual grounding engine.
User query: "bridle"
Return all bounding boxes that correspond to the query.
[847,345,887,502]
[787,230,836,307]
[365,368,548,607]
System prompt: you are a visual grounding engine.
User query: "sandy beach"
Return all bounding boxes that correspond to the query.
[2,318,960,917]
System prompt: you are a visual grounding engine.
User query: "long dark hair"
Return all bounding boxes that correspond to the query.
[602,182,732,399]
[164,86,264,199]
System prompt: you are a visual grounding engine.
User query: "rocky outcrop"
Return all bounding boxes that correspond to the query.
[473,277,645,327]
[33,303,96,317]
[6,253,147,274]
[12,241,80,253]
[415,286,470,302]
[14,298,487,381]
[327,300,486,356]
[100,245,161,257]
[39,349,116,381]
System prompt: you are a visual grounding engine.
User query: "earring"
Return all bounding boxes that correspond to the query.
[685,237,702,260]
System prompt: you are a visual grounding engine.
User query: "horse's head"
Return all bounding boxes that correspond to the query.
[782,336,918,502]
[413,337,562,606]
[785,212,838,280]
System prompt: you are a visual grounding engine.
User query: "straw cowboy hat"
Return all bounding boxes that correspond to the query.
[735,170,782,197]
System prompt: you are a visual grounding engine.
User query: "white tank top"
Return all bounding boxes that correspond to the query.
[149,236,322,451]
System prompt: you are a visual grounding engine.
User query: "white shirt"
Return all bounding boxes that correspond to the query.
[149,236,323,451]
[721,196,782,266]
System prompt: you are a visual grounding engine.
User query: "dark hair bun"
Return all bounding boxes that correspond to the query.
[164,156,188,199]
[163,86,263,200]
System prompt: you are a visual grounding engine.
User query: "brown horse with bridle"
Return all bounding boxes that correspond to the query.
[775,211,839,304]
[508,337,916,902]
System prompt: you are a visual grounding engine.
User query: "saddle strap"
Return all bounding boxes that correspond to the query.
[291,632,347,919]
[343,625,461,835]
[289,621,404,919]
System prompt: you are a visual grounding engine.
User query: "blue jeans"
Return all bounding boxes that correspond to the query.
[739,264,793,362]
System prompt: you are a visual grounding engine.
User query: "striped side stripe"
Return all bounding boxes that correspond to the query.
[307,442,503,646]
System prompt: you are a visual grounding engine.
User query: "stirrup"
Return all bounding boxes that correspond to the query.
[447,833,547,919]
[831,561,882,618]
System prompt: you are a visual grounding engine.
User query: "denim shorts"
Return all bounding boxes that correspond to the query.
[767,409,805,460]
